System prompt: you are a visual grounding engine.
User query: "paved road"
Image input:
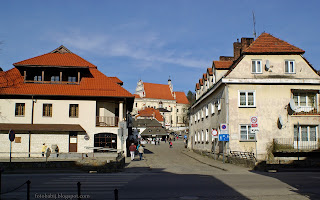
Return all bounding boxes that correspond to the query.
[1,140,319,199]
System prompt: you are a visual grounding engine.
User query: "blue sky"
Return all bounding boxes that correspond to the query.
[0,1,319,94]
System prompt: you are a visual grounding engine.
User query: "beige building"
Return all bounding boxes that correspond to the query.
[0,45,134,157]
[189,33,320,161]
[132,79,189,132]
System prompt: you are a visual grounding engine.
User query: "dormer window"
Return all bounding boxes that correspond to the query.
[68,76,77,82]
[51,76,59,82]
[252,60,262,73]
[285,60,295,73]
[34,75,42,81]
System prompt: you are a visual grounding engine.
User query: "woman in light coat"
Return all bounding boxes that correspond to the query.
[138,145,144,160]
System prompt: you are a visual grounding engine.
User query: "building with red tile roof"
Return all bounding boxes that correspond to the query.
[133,79,189,133]
[136,107,164,122]
[189,32,320,162]
[0,45,134,157]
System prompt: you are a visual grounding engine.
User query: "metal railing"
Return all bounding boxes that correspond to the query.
[291,105,320,115]
[273,138,320,152]
[96,116,119,127]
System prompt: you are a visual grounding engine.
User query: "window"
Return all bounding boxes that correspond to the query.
[135,103,137,107]
[68,76,77,82]
[217,99,221,111]
[51,76,59,82]
[205,129,209,142]
[15,103,25,116]
[177,109,179,113]
[293,92,316,107]
[201,130,204,142]
[198,112,200,121]
[252,60,262,73]
[285,60,295,73]
[294,125,317,141]
[43,104,52,117]
[34,76,42,81]
[205,105,208,117]
[69,104,79,118]
[240,125,255,141]
[211,102,215,114]
[201,108,204,119]
[198,132,200,142]
[194,114,197,123]
[194,132,197,142]
[239,91,255,107]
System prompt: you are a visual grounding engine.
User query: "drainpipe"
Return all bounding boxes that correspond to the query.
[29,96,35,158]
[225,84,229,157]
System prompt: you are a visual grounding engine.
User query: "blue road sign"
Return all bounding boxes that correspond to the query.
[218,134,229,141]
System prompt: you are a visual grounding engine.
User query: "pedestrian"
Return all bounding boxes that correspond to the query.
[136,143,140,151]
[154,138,157,145]
[169,141,172,148]
[138,145,144,160]
[41,143,47,157]
[164,138,166,143]
[129,143,137,161]
[55,145,59,157]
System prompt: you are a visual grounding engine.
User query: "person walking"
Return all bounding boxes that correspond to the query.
[55,145,59,157]
[41,143,47,157]
[169,141,173,148]
[138,145,144,160]
[129,143,137,161]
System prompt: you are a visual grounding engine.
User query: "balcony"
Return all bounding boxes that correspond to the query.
[96,116,119,127]
[290,106,320,115]
[273,138,320,152]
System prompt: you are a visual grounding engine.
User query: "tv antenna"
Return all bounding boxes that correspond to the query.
[252,11,257,39]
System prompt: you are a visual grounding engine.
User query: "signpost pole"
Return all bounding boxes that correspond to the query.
[255,137,257,161]
[222,141,225,163]
[10,141,12,163]
[214,139,216,160]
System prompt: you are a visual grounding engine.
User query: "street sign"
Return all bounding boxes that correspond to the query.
[184,135,187,139]
[218,134,229,141]
[251,123,258,127]
[9,130,15,142]
[251,116,258,123]
[251,127,259,134]
[220,123,228,135]
[211,129,218,138]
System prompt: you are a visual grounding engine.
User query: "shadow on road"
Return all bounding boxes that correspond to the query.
[120,166,249,200]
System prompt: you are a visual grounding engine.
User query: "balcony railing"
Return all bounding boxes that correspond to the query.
[291,106,320,115]
[96,116,119,127]
[273,138,320,152]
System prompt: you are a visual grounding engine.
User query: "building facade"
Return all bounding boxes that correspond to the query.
[0,45,134,157]
[132,79,189,132]
[189,33,320,160]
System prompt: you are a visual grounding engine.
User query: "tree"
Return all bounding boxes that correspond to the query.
[187,90,196,106]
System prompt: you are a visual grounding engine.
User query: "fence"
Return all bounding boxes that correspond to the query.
[96,116,119,127]
[0,171,119,200]
[273,138,320,152]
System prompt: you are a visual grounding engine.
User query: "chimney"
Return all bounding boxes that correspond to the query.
[233,40,242,60]
[219,56,234,61]
[241,38,254,51]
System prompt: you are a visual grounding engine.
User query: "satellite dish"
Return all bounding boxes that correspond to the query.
[265,60,270,71]
[279,115,284,126]
[289,98,297,111]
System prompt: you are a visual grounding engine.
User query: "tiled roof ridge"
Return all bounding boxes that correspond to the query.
[243,32,305,54]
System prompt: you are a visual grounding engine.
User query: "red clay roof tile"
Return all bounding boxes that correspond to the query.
[143,82,175,100]
[207,68,213,75]
[175,91,189,104]
[213,61,233,69]
[137,107,164,122]
[243,33,305,54]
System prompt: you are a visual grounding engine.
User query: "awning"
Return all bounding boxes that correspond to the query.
[0,124,86,134]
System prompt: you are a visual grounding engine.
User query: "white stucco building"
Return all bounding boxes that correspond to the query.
[0,45,134,157]
[189,33,320,161]
[132,79,189,133]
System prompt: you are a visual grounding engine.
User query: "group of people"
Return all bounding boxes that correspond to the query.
[41,143,60,158]
[129,143,144,161]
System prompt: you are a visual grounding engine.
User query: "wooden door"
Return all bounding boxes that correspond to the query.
[69,133,78,152]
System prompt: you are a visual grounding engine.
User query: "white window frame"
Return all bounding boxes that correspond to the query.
[198,132,200,142]
[217,99,221,111]
[238,90,256,107]
[211,102,215,114]
[201,130,204,142]
[251,60,262,74]
[240,124,255,141]
[205,105,208,117]
[205,129,209,142]
[285,60,295,74]
[194,132,197,142]
[201,108,204,120]
[198,112,200,122]
[293,92,316,108]
[294,125,318,142]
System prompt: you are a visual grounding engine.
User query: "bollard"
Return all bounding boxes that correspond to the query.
[114,189,118,200]
[77,182,81,200]
[0,168,2,200]
[26,180,31,200]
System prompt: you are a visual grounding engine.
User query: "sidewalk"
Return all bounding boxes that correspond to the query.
[124,154,151,173]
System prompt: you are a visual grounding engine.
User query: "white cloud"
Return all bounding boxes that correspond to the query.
[54,29,208,69]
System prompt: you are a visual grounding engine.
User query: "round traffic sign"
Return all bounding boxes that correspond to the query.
[9,130,15,142]
[212,129,218,136]
[251,117,258,123]
[221,125,227,130]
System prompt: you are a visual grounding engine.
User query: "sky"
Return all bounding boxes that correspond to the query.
[0,1,320,94]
